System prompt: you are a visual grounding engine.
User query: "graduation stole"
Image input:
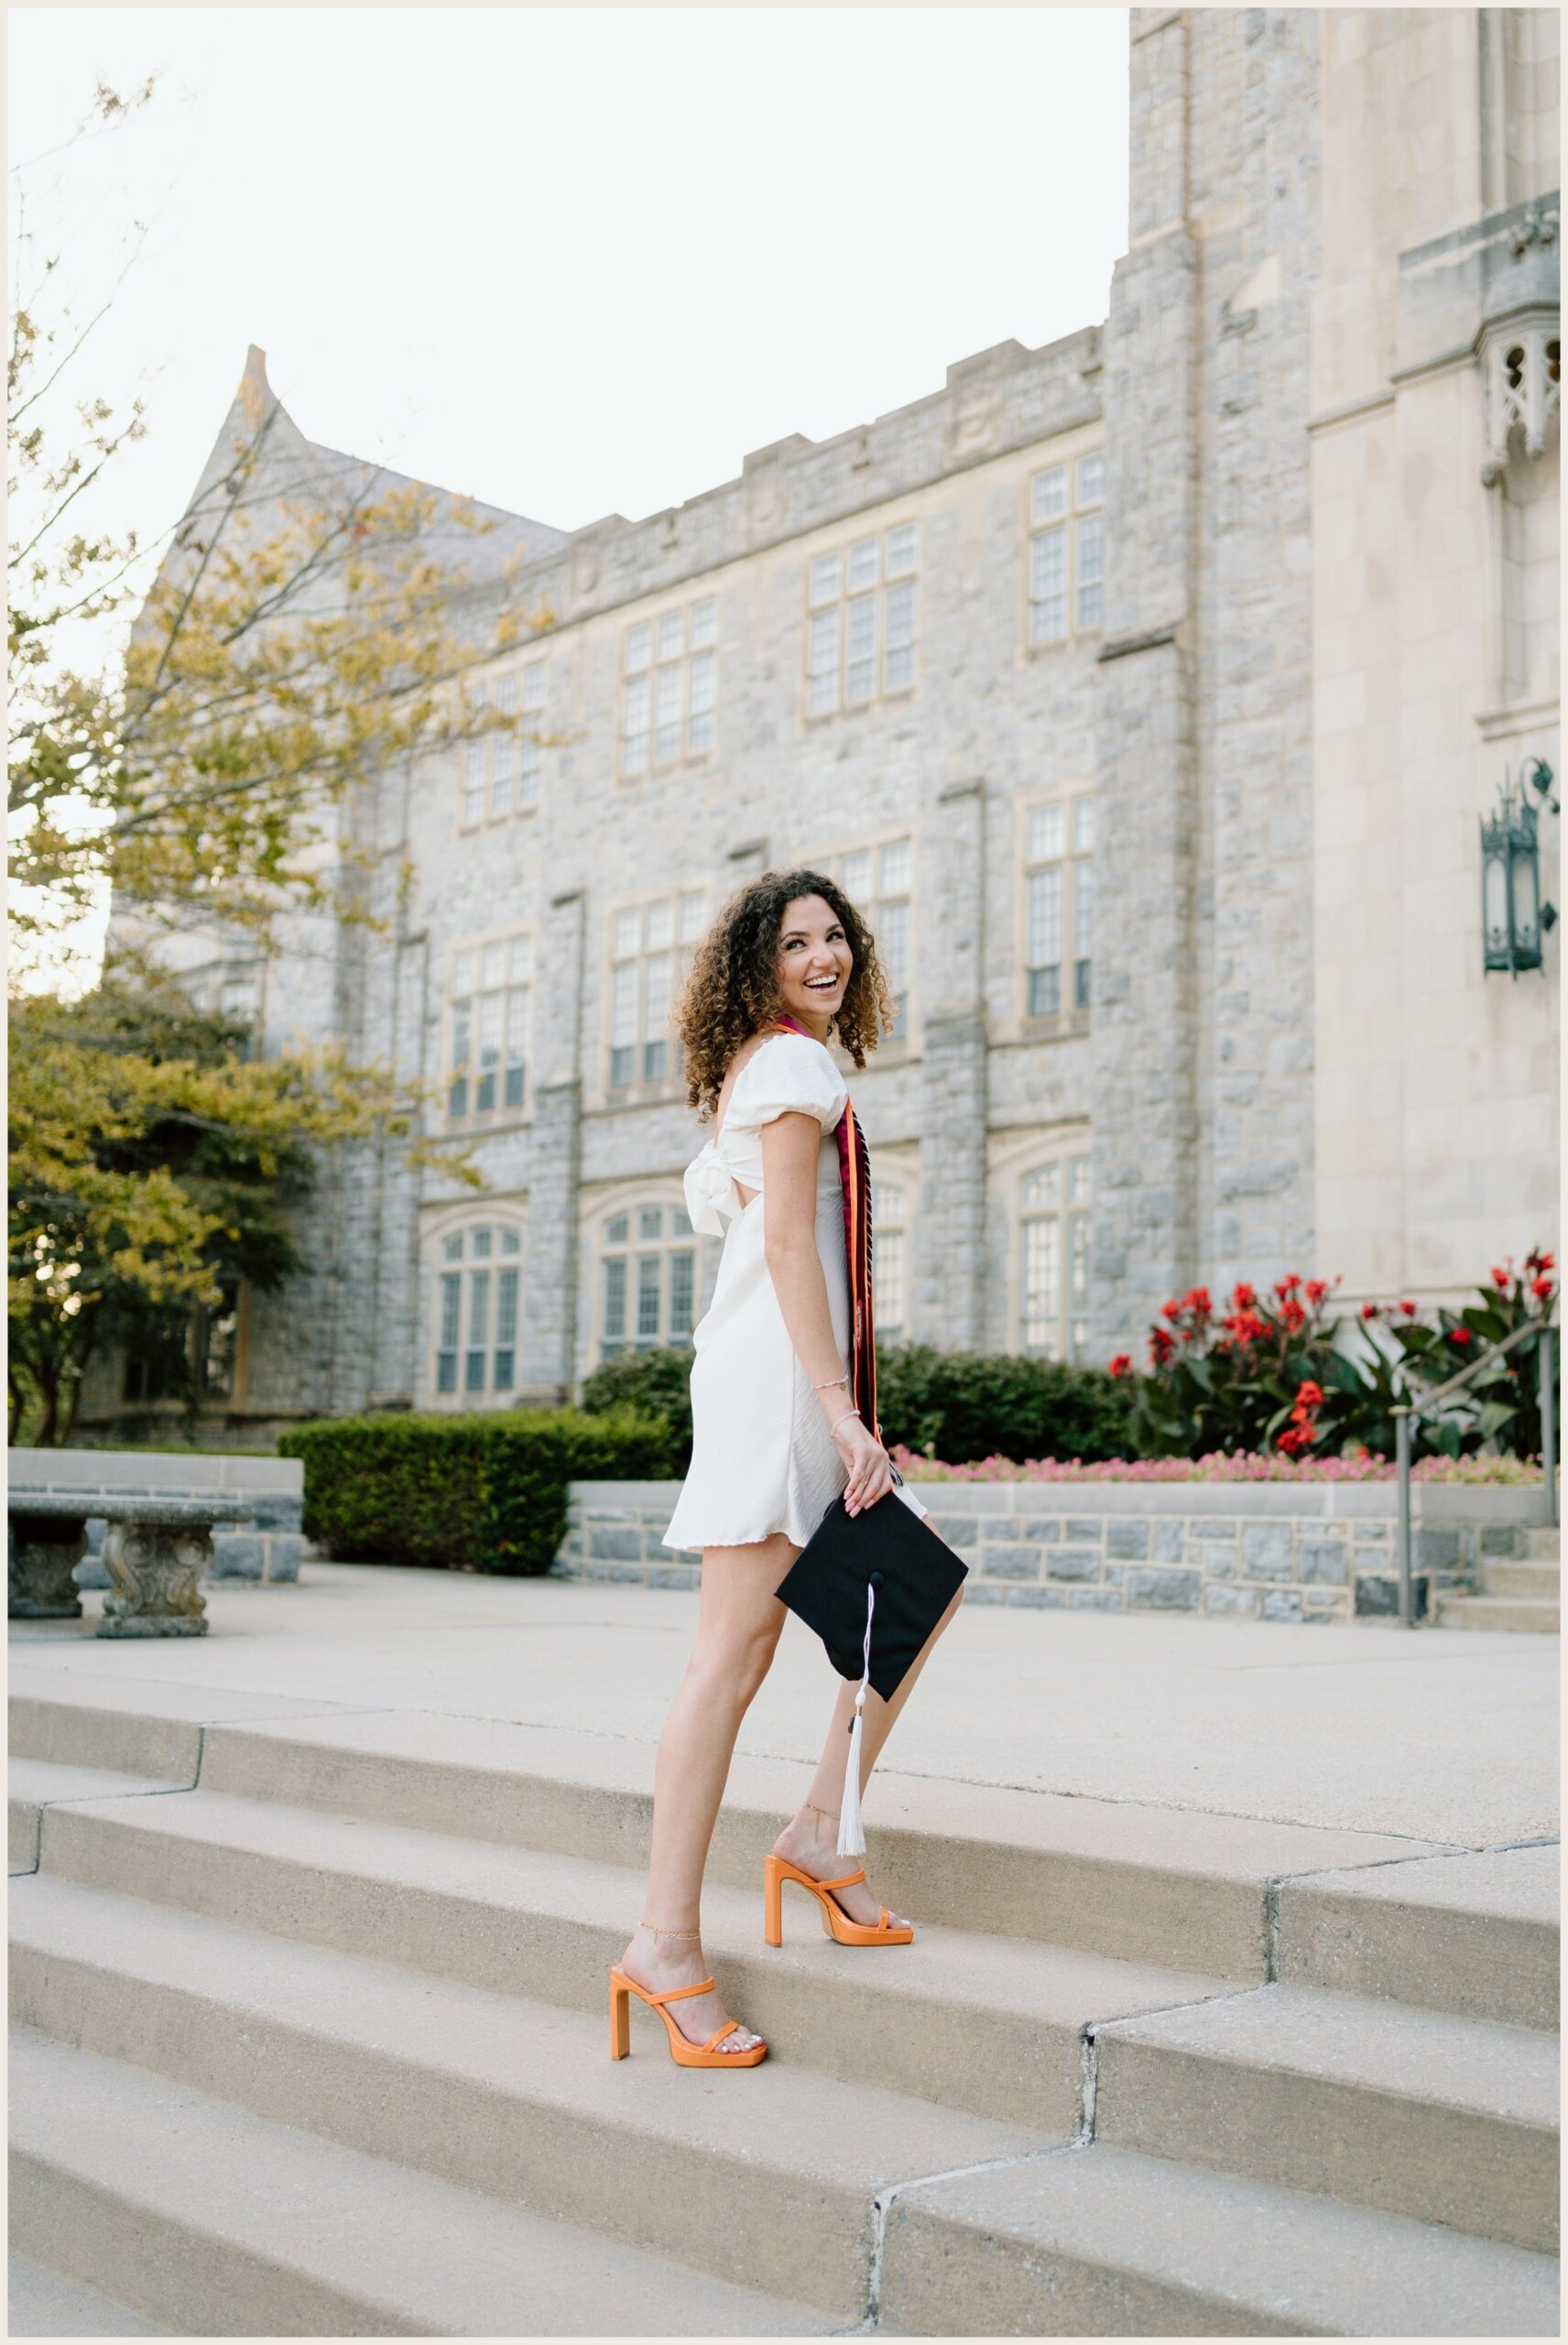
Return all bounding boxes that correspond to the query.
[772,1015,878,1439]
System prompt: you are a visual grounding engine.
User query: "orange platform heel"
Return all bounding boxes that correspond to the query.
[763,1852,915,1947]
[607,1966,768,2067]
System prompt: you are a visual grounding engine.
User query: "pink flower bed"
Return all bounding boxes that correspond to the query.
[888,1445,1542,1487]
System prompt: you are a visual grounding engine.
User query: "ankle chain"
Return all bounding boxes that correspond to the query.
[639,1919,702,1940]
[802,1798,839,1827]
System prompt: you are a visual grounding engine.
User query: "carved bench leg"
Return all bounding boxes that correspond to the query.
[8,1516,87,1619]
[97,1519,212,1638]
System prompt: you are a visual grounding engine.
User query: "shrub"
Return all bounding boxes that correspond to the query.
[580,1349,694,1471]
[277,1405,675,1576]
[1116,1255,1558,1463]
[873,1344,1136,1466]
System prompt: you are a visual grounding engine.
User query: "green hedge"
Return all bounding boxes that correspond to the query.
[578,1343,1135,1471]
[277,1406,675,1576]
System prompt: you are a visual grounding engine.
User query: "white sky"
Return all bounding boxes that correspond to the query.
[10,5,1128,548]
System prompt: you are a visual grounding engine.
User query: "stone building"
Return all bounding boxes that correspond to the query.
[81,6,1559,1443]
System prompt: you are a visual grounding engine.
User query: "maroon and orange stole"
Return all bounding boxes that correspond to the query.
[773,1017,878,1438]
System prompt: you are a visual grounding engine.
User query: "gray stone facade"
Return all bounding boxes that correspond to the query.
[79,9,1558,1445]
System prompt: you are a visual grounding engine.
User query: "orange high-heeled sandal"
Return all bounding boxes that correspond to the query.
[607,1966,768,2067]
[763,1854,915,1947]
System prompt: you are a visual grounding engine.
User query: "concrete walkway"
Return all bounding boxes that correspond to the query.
[12,1559,1558,1846]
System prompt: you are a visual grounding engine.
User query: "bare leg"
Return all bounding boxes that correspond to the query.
[771,1575,966,1928]
[619,1532,796,2052]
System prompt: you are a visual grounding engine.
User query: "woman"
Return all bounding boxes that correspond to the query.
[608,870,964,2069]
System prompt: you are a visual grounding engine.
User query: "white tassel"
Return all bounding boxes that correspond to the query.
[837,1582,875,1859]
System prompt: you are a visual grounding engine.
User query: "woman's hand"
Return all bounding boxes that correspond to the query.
[833,1411,894,1515]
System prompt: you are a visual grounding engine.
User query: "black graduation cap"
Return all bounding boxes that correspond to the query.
[775,1485,967,1859]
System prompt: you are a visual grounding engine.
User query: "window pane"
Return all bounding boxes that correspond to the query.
[495,674,517,716]
[671,1205,693,1238]
[642,952,670,1031]
[874,1180,905,1219]
[1021,1163,1062,1209]
[878,900,910,990]
[878,837,911,896]
[603,1255,626,1343]
[1031,465,1067,523]
[1027,866,1063,965]
[642,1037,668,1084]
[636,1253,662,1341]
[450,1001,471,1072]
[495,1265,519,1347]
[493,1349,515,1391]
[657,610,684,660]
[447,1074,469,1117]
[883,577,916,697]
[1073,798,1095,852]
[1073,863,1094,966]
[605,1214,629,1244]
[480,940,506,990]
[669,1249,695,1339]
[506,986,528,1057]
[1028,803,1066,863]
[500,1225,522,1253]
[808,609,839,715]
[442,1233,463,1263]
[609,1045,634,1089]
[885,521,918,578]
[610,960,638,1047]
[1030,527,1066,600]
[521,662,547,713]
[439,1272,462,1349]
[689,596,717,650]
[847,536,879,591]
[1028,964,1061,1015]
[453,949,474,996]
[809,551,841,606]
[1076,513,1105,629]
[437,1351,457,1394]
[1067,1155,1091,1203]
[1076,452,1105,507]
[638,1206,662,1240]
[504,1063,526,1107]
[687,650,715,753]
[875,1227,906,1338]
[678,890,705,943]
[840,848,872,900]
[644,899,674,952]
[625,623,650,672]
[1022,1216,1062,1354]
[472,1227,492,1261]
[614,908,640,959]
[654,662,682,762]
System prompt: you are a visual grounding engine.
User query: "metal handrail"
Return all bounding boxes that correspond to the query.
[1390,1318,1559,1629]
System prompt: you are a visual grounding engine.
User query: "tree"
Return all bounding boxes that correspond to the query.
[8,961,475,1445]
[7,78,540,1437]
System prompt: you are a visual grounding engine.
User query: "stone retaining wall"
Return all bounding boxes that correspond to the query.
[552,1479,1552,1624]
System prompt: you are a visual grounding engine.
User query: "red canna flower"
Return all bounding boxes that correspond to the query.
[1526,1249,1554,1274]
[1294,1380,1324,1408]
[1149,1326,1175,1364]
[1305,1279,1328,1306]
[1232,1281,1257,1311]
[1161,1298,1181,1322]
[1450,1326,1473,1346]
[1531,1276,1554,1302]
[1107,1353,1132,1379]
[1491,1265,1511,1290]
[1280,1299,1306,1333]
[1275,1273,1303,1298]
[1400,1299,1418,1315]
[1185,1286,1212,1316]
[1360,1301,1379,1319]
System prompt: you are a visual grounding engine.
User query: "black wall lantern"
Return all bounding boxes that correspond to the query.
[1481,758,1558,976]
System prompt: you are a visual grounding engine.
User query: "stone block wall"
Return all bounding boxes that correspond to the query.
[551,1478,1552,1627]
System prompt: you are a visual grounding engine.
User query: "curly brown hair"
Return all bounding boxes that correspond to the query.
[676,867,895,1116]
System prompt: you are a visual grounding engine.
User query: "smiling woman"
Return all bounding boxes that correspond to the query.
[607,869,966,2069]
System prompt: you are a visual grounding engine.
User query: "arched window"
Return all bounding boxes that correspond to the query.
[431,1219,524,1399]
[873,1179,910,1345]
[599,1201,697,1358]
[1018,1151,1091,1359]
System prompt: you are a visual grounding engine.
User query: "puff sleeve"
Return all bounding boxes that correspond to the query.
[683,1140,742,1237]
[725,1031,849,1135]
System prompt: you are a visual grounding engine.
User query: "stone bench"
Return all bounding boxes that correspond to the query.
[8,1450,306,1638]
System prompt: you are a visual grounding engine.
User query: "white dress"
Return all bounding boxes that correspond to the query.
[662,1031,925,1554]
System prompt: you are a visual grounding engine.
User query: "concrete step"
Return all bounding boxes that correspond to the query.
[9,1872,1054,2319]
[6,1664,344,1781]
[1094,1980,1558,2252]
[1276,1841,1558,2030]
[1436,1594,1560,1634]
[877,2139,1562,2337]
[9,1756,186,1875]
[33,1784,1235,2132]
[1484,1560,1563,1599]
[10,2027,833,2338]
[179,1701,1443,1979]
[10,2251,168,2337]
[1526,1526,1560,1563]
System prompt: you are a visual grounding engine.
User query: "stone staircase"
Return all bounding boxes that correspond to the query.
[8,1675,1560,2337]
[1439,1524,1561,1635]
